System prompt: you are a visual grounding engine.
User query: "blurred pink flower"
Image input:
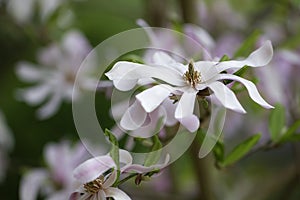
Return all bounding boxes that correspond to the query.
[19,140,90,200]
[16,30,97,119]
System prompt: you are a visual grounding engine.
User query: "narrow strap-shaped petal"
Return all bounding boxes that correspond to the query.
[17,84,52,106]
[105,62,185,90]
[120,100,147,130]
[152,52,186,74]
[16,62,44,82]
[217,74,274,109]
[105,187,131,200]
[119,149,133,172]
[216,41,273,73]
[97,190,106,200]
[136,84,176,113]
[174,91,199,132]
[19,169,49,200]
[102,170,117,189]
[36,90,62,119]
[122,154,170,174]
[73,155,116,183]
[207,81,246,113]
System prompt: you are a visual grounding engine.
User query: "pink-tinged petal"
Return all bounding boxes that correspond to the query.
[105,62,185,90]
[161,99,177,126]
[20,169,49,200]
[105,187,131,200]
[123,154,170,174]
[37,91,62,119]
[136,84,176,113]
[178,115,200,132]
[69,192,81,200]
[120,101,147,130]
[16,84,52,106]
[207,81,246,113]
[175,91,197,119]
[129,108,165,138]
[102,170,117,189]
[97,190,106,200]
[217,74,274,109]
[16,62,44,82]
[216,41,273,73]
[119,149,133,171]
[73,155,116,183]
[183,24,215,51]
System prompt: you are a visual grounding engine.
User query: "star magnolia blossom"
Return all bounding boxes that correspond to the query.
[70,149,169,200]
[16,30,96,119]
[106,41,274,132]
[20,141,89,200]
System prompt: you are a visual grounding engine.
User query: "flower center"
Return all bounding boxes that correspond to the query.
[83,175,104,194]
[183,61,201,88]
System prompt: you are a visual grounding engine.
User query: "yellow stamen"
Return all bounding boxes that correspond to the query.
[183,61,201,88]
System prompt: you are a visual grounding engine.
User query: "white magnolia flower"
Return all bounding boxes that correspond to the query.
[106,41,274,132]
[16,30,96,119]
[0,111,14,182]
[20,141,90,200]
[70,149,169,200]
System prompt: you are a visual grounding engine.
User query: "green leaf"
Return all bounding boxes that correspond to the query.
[120,54,144,64]
[144,135,162,167]
[233,30,261,58]
[269,104,286,142]
[280,120,300,143]
[283,134,300,142]
[104,129,120,172]
[221,134,261,167]
[219,54,230,62]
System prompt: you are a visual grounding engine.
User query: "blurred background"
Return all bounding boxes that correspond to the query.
[0,0,300,199]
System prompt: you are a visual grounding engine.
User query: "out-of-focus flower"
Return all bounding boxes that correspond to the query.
[70,149,169,200]
[7,0,66,24]
[106,41,274,132]
[19,140,90,200]
[16,30,96,119]
[256,48,300,118]
[0,111,14,182]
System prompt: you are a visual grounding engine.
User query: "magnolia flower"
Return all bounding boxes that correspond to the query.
[20,141,89,200]
[70,149,169,200]
[16,30,96,119]
[106,41,274,132]
[0,111,14,182]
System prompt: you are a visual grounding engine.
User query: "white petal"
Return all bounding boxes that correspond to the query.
[119,149,133,171]
[175,91,197,119]
[16,62,44,82]
[73,155,116,183]
[19,169,49,200]
[105,62,185,90]
[36,91,62,119]
[178,115,200,132]
[216,41,273,73]
[207,81,246,113]
[152,52,186,74]
[217,74,274,109]
[16,84,52,106]
[174,91,200,132]
[105,187,131,200]
[97,190,106,200]
[136,84,176,113]
[102,170,117,188]
[120,100,147,130]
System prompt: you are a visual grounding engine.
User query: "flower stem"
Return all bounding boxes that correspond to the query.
[178,0,198,24]
[116,173,138,186]
[190,135,214,200]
